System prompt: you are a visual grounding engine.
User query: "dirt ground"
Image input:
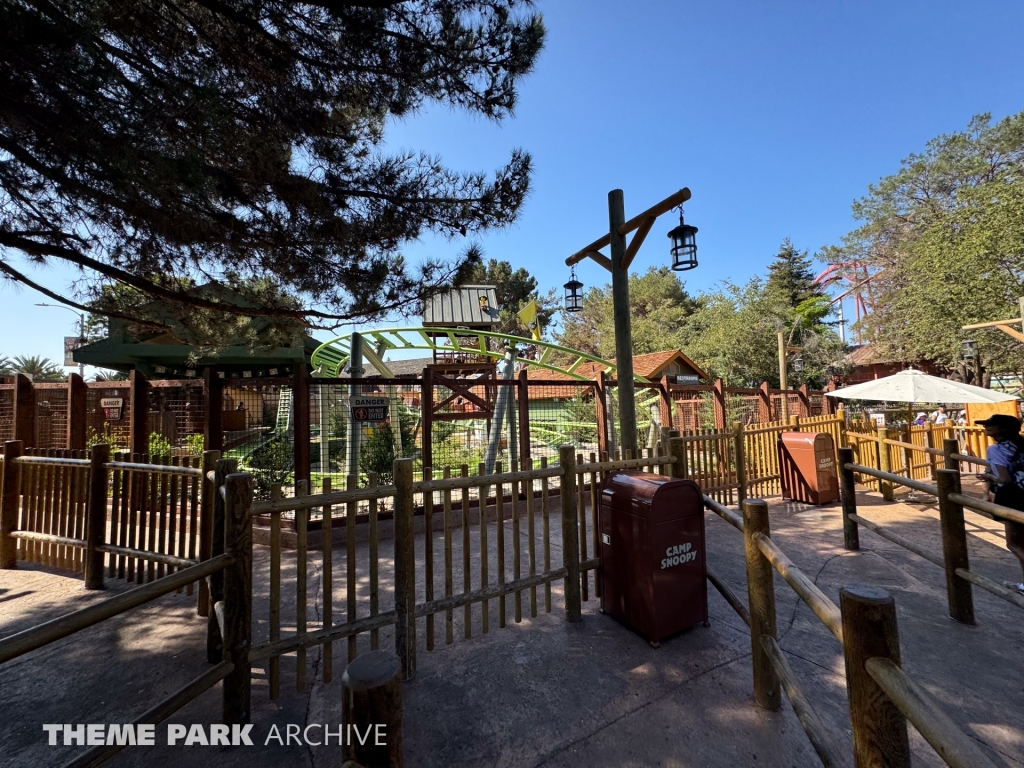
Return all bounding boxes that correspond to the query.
[1,482,1021,768]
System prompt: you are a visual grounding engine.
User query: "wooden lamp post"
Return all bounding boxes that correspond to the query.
[565,188,694,456]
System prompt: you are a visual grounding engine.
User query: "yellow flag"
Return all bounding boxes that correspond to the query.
[517,299,541,341]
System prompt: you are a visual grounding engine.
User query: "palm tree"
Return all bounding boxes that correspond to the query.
[0,356,14,376]
[12,355,66,382]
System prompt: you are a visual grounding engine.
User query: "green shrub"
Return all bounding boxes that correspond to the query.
[148,432,172,460]
[185,433,205,456]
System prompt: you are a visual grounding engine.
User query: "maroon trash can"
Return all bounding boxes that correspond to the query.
[599,472,707,647]
[778,432,840,505]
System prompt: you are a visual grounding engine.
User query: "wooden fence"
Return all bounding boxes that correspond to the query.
[704,491,1003,768]
[0,440,217,612]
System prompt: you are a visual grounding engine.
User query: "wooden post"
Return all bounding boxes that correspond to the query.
[840,584,910,768]
[798,384,811,417]
[421,368,433,469]
[293,366,311,488]
[84,443,110,589]
[342,650,404,768]
[559,445,582,623]
[13,374,35,447]
[207,458,236,663]
[669,435,687,479]
[197,450,221,617]
[838,447,859,551]
[203,368,224,452]
[732,421,746,505]
[608,189,638,458]
[712,379,727,432]
[876,425,894,501]
[743,498,779,711]
[517,368,531,468]
[777,332,789,424]
[837,405,848,447]
[790,414,800,432]
[128,370,149,455]
[221,472,254,725]
[67,374,87,450]
[0,440,24,569]
[943,437,959,471]
[595,370,609,455]
[659,375,673,437]
[936,469,975,624]
[757,381,772,423]
[393,457,416,680]
[924,422,938,479]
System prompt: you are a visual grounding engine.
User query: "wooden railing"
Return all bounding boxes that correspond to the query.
[704,494,1001,768]
[838,443,1024,620]
[0,472,252,768]
[0,440,218,613]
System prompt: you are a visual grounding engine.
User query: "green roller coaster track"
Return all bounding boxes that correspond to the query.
[310,327,651,382]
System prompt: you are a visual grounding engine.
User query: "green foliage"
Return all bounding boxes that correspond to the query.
[185,433,205,457]
[556,266,700,358]
[246,438,295,497]
[86,423,127,451]
[766,239,825,308]
[359,410,418,485]
[562,391,597,444]
[147,432,172,460]
[0,356,13,376]
[820,111,1024,380]
[2,2,544,339]
[10,355,65,382]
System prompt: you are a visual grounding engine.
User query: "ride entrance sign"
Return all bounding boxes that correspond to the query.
[350,395,389,422]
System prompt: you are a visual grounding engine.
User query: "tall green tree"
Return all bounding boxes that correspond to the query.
[464,258,558,337]
[556,266,699,359]
[0,1,545,342]
[766,239,824,307]
[820,111,1024,381]
[11,355,65,382]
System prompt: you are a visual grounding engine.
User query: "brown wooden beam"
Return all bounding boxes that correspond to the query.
[67,373,87,450]
[13,374,34,446]
[293,366,311,487]
[128,370,150,455]
[203,368,224,452]
[620,216,656,271]
[585,250,613,272]
[995,324,1024,343]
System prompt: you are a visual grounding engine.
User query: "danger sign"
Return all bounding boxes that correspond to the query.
[100,397,124,421]
[350,396,389,422]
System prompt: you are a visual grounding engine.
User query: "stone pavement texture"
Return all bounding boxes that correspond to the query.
[1,484,1021,768]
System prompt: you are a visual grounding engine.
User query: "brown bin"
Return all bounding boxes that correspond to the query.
[599,472,707,647]
[778,432,840,505]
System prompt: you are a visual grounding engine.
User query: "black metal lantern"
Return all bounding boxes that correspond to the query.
[962,339,978,360]
[667,207,698,271]
[791,355,804,374]
[564,269,584,313]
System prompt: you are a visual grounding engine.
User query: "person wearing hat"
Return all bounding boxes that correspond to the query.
[975,414,1024,593]
[914,412,927,426]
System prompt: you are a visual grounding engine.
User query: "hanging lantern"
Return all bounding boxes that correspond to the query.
[791,354,804,374]
[667,207,698,271]
[564,269,584,313]
[962,339,978,359]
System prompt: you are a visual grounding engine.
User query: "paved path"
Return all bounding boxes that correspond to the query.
[1,484,1021,767]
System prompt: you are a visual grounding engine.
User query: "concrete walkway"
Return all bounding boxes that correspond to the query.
[1,484,1021,767]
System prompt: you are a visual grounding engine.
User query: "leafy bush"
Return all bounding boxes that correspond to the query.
[185,433,205,456]
[148,432,172,460]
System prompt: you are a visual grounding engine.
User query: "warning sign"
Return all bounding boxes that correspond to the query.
[101,397,124,421]
[350,395,389,422]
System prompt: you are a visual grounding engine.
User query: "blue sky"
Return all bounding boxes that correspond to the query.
[4,0,1024,369]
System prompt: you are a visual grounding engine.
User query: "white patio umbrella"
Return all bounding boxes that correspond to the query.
[825,368,1018,403]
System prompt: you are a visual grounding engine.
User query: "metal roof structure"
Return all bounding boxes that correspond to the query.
[422,285,500,328]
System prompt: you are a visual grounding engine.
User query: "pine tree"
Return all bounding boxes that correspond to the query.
[766,239,823,307]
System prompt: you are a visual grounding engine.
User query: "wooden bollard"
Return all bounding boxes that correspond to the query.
[342,650,404,768]
[876,425,894,501]
[558,445,582,623]
[393,458,416,680]
[84,443,110,589]
[0,440,24,569]
[742,499,779,711]
[838,447,859,551]
[936,469,975,624]
[222,472,254,725]
[840,584,910,768]
[924,422,938,479]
